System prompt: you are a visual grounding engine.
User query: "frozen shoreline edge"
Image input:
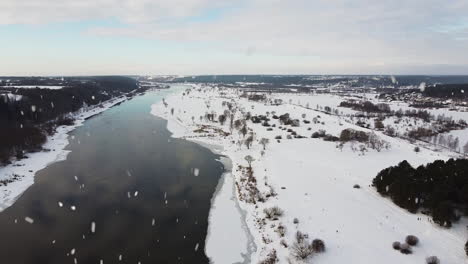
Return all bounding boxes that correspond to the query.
[152,112,256,263]
[191,140,257,264]
[0,95,130,212]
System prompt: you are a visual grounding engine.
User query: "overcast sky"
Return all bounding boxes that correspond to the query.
[1,0,468,76]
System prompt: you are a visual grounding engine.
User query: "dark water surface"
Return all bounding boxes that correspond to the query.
[0,86,223,264]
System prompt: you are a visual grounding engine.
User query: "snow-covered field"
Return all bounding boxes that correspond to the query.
[0,95,129,212]
[151,84,468,264]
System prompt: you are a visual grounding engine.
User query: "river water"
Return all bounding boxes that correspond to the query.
[0,86,223,264]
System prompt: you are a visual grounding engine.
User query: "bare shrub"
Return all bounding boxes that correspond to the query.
[259,249,278,264]
[295,231,306,243]
[280,239,288,248]
[264,206,284,220]
[291,231,326,260]
[276,223,286,237]
[291,239,313,260]
[405,235,419,246]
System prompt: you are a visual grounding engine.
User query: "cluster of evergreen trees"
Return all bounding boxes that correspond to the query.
[0,76,139,165]
[373,159,468,227]
[423,84,468,99]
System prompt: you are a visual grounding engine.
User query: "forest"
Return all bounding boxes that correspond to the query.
[372,159,468,227]
[423,84,468,99]
[0,76,139,165]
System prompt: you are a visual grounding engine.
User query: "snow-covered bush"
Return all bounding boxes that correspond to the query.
[400,243,412,254]
[405,235,419,246]
[311,239,326,253]
[392,241,401,250]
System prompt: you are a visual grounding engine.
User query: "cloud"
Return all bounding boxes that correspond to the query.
[0,0,234,24]
[1,0,468,74]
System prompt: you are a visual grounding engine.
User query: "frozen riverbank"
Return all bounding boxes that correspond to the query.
[150,103,254,263]
[0,95,129,211]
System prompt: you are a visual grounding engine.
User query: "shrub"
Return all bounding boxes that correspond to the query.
[291,240,313,260]
[392,241,401,250]
[259,249,278,264]
[293,218,299,224]
[280,239,288,248]
[400,243,412,254]
[405,235,419,246]
[264,206,284,220]
[311,239,325,253]
[353,184,361,189]
[414,146,420,152]
[339,128,369,142]
[323,134,339,142]
[425,256,440,264]
[295,231,306,243]
[276,223,286,237]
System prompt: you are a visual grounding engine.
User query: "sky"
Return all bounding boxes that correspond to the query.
[1,0,468,76]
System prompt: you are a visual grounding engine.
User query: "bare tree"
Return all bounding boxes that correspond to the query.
[218,114,227,125]
[463,142,468,155]
[245,135,254,149]
[240,125,248,138]
[234,119,244,131]
[259,138,270,150]
[245,155,255,168]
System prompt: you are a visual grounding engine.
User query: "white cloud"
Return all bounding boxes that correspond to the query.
[1,0,468,74]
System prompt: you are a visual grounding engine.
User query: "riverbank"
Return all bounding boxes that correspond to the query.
[151,84,468,264]
[0,95,129,211]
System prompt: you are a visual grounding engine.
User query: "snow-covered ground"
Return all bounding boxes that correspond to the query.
[0,95,129,212]
[151,85,468,264]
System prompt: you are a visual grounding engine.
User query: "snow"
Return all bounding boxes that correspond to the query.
[151,84,468,264]
[9,85,64,89]
[91,221,96,233]
[0,95,129,212]
[205,154,253,264]
[0,93,23,102]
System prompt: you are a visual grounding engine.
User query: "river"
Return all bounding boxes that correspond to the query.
[0,85,223,264]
